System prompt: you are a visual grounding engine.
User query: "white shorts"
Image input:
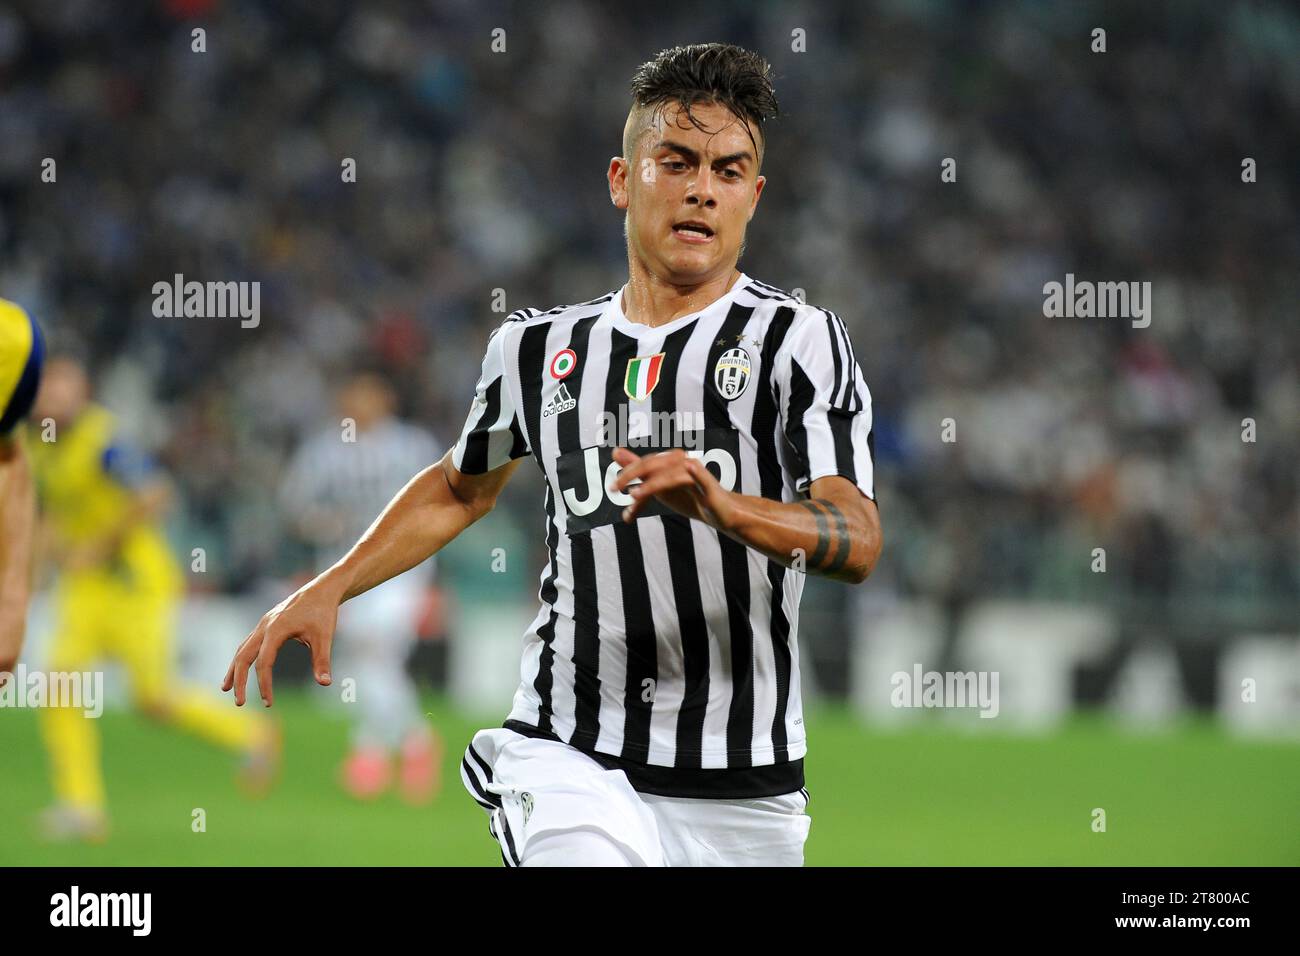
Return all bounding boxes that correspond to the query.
[460,727,812,867]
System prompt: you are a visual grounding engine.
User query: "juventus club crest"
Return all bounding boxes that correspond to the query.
[713,347,752,400]
[624,353,665,401]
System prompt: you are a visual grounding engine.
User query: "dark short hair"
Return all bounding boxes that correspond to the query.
[626,43,780,166]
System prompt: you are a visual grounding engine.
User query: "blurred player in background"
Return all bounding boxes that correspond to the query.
[279,372,444,805]
[25,355,279,841]
[0,298,44,683]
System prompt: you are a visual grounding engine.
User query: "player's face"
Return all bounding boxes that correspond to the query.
[613,101,766,284]
[337,376,395,430]
[32,358,89,426]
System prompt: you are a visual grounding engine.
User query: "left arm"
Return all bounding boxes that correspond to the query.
[61,478,172,573]
[59,438,172,572]
[611,447,882,584]
[614,308,883,584]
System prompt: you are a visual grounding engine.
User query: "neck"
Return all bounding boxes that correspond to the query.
[620,265,742,329]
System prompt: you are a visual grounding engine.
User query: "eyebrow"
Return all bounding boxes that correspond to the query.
[653,140,754,167]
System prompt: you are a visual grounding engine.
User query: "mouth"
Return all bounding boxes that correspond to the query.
[672,221,715,244]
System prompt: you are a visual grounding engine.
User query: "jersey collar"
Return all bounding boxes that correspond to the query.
[606,272,750,337]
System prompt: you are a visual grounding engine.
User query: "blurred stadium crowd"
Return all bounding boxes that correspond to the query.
[0,0,1295,657]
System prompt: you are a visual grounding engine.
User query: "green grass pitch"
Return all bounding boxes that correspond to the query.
[1,692,1296,865]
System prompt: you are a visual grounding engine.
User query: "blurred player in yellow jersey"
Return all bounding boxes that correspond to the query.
[25,355,280,841]
[0,298,44,682]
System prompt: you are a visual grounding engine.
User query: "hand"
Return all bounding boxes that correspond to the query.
[610,447,736,529]
[223,576,341,707]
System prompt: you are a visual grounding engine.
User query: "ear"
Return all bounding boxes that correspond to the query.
[748,174,766,220]
[609,156,630,210]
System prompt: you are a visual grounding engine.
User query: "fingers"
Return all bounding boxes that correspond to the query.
[309,629,333,687]
[622,470,693,522]
[681,456,714,494]
[228,635,257,707]
[255,655,274,707]
[223,630,252,693]
[679,458,723,508]
[255,635,282,707]
[610,448,648,491]
[612,446,688,492]
[613,449,717,522]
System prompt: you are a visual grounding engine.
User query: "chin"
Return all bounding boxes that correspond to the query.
[663,247,719,269]
[660,261,715,283]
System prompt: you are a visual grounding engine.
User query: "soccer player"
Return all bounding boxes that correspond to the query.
[225,42,882,866]
[278,372,444,804]
[27,355,279,841]
[0,298,44,683]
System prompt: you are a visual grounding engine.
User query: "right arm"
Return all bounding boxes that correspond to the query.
[0,437,36,679]
[223,450,522,706]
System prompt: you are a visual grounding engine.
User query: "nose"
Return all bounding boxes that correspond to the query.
[685,167,719,208]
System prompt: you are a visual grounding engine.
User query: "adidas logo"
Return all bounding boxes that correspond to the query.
[542,383,576,418]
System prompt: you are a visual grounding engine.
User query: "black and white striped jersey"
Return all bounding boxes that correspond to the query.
[451,272,876,798]
[281,417,441,573]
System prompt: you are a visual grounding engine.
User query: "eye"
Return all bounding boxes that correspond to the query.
[722,168,742,179]
[664,161,687,171]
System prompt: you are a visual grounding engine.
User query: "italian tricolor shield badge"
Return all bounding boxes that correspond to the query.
[624,353,665,401]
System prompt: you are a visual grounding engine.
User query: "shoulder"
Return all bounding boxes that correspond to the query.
[0,298,43,436]
[480,290,619,362]
[101,440,158,487]
[496,289,618,335]
[0,297,36,349]
[734,278,845,343]
[757,297,849,365]
[736,276,806,309]
[91,410,159,485]
[79,404,118,444]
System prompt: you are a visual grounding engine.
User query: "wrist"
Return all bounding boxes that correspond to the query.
[0,580,30,612]
[715,488,748,536]
[315,563,354,603]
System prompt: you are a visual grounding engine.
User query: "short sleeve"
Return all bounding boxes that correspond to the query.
[0,299,43,437]
[101,438,159,489]
[774,308,877,503]
[451,322,531,475]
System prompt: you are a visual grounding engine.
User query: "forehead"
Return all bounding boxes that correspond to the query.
[630,100,759,156]
[342,376,389,397]
[46,358,86,382]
